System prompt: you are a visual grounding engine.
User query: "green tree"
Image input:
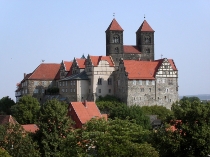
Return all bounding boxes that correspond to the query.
[0,148,11,157]
[141,105,173,121]
[0,96,15,115]
[36,99,76,157]
[152,100,210,157]
[0,124,40,157]
[77,118,159,157]
[11,95,40,124]
[180,96,200,103]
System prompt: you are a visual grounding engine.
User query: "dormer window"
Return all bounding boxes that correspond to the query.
[113,35,120,43]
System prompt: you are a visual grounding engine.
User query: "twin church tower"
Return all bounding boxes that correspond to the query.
[105,18,155,66]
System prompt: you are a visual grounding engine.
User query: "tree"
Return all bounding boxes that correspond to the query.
[152,100,210,157]
[11,95,40,124]
[0,96,15,115]
[36,99,76,157]
[0,124,40,157]
[77,118,159,157]
[0,148,11,157]
[141,105,173,121]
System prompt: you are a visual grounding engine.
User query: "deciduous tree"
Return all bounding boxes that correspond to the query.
[0,96,15,115]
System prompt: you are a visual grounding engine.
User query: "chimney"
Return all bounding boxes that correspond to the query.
[83,100,87,108]
[24,73,26,78]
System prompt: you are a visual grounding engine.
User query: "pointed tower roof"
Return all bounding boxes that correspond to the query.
[106,18,123,31]
[136,20,154,32]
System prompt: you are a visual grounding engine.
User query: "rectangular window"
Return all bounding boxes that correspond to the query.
[25,89,27,94]
[98,78,102,85]
[34,89,38,93]
[108,89,111,93]
[70,89,72,92]
[73,81,75,85]
[139,80,142,85]
[117,80,120,86]
[34,81,38,86]
[133,80,136,85]
[66,81,68,86]
[62,89,64,92]
[42,81,45,86]
[59,82,61,86]
[62,82,65,86]
[152,80,155,85]
[66,89,67,92]
[162,79,165,83]
[146,80,149,85]
[108,78,112,85]
[149,88,151,92]
[73,89,75,92]
[42,89,44,93]
[70,81,72,85]
[98,89,101,93]
[140,88,144,92]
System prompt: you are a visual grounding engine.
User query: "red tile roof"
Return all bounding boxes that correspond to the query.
[21,73,32,83]
[21,124,39,133]
[137,20,154,32]
[90,56,114,67]
[76,59,86,69]
[28,63,60,80]
[64,61,73,71]
[0,115,18,125]
[168,59,177,70]
[106,18,123,31]
[123,60,160,79]
[123,45,141,54]
[70,101,102,124]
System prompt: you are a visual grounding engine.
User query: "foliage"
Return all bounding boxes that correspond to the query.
[36,99,77,157]
[0,148,11,157]
[141,105,173,121]
[47,87,59,94]
[77,118,159,157]
[96,95,150,129]
[11,95,40,124]
[152,100,210,157]
[180,96,200,103]
[0,96,15,115]
[0,124,40,157]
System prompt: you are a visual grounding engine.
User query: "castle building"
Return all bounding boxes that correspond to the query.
[16,18,178,109]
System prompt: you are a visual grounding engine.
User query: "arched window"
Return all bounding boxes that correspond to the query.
[113,35,120,43]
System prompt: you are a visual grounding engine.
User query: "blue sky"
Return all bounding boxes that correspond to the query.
[0,1,210,101]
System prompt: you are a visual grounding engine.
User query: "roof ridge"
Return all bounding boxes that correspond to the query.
[106,18,123,31]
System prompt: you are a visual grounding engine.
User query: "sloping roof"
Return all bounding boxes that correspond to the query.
[70,101,102,124]
[61,71,89,81]
[168,59,177,70]
[90,56,114,67]
[136,20,154,32]
[0,115,18,125]
[21,73,32,83]
[123,45,141,54]
[64,61,73,71]
[106,18,123,31]
[28,63,60,80]
[21,124,39,133]
[123,60,162,79]
[76,59,86,69]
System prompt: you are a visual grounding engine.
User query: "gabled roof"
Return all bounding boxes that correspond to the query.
[21,124,39,133]
[70,101,102,124]
[76,59,86,69]
[136,20,154,32]
[0,115,18,125]
[106,18,123,31]
[63,61,73,71]
[21,73,32,82]
[123,45,141,54]
[123,60,160,79]
[89,56,114,67]
[28,63,60,80]
[122,58,177,80]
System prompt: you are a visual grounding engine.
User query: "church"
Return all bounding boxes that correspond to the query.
[16,18,179,109]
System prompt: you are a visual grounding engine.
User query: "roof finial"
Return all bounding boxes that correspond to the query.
[161,54,163,59]
[144,14,145,19]
[113,13,115,18]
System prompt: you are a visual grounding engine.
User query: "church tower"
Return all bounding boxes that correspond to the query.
[136,20,155,61]
[106,18,124,66]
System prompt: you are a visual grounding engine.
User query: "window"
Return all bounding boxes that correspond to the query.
[165,96,167,100]
[133,80,136,85]
[62,82,65,86]
[117,80,120,86]
[34,89,38,93]
[166,88,169,92]
[59,82,61,86]
[73,81,75,85]
[98,78,102,85]
[113,35,120,43]
[66,81,68,86]
[66,89,68,92]
[149,88,151,92]
[70,89,72,92]
[139,80,142,85]
[109,89,111,93]
[162,79,165,83]
[62,89,64,92]
[146,80,149,85]
[73,89,75,92]
[140,88,144,92]
[42,81,45,86]
[42,89,44,94]
[158,88,161,91]
[70,81,72,85]
[168,79,173,85]
[98,89,101,93]
[152,80,155,85]
[169,99,171,102]
[88,79,91,85]
[108,78,112,85]
[34,81,38,86]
